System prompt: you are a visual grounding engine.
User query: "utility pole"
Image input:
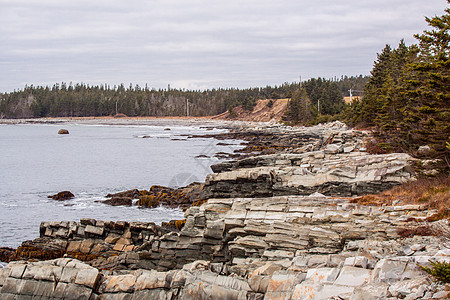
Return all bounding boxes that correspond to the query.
[115,100,118,115]
[299,75,302,88]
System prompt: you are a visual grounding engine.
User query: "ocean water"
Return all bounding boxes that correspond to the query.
[0,122,241,248]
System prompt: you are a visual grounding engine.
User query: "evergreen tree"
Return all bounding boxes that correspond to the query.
[303,78,345,117]
[348,2,449,164]
[358,44,393,126]
[283,88,314,124]
[400,2,450,157]
[376,41,418,133]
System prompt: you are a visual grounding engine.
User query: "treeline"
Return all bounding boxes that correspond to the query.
[283,77,354,124]
[343,3,449,161]
[0,76,367,119]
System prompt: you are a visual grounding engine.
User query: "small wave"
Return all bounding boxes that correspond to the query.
[134,133,172,139]
[79,124,159,129]
[171,136,188,141]
[44,193,107,208]
[0,202,19,208]
[152,205,183,213]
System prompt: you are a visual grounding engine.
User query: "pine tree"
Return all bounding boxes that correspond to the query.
[348,3,449,164]
[376,41,418,133]
[284,88,314,124]
[400,2,450,158]
[303,78,345,116]
[359,44,393,126]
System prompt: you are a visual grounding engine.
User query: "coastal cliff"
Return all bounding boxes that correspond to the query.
[0,121,448,299]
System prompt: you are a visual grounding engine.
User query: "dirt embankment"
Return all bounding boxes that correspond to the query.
[212,98,288,122]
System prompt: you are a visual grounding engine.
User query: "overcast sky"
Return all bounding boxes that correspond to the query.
[0,0,447,92]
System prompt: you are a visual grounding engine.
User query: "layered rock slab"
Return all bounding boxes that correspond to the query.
[1,252,448,299]
[1,194,449,299]
[5,195,439,273]
[202,152,416,198]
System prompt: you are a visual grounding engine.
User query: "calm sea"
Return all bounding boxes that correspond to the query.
[0,121,241,248]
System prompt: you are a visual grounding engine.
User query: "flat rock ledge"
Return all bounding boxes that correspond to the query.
[202,152,417,198]
[1,195,449,299]
[1,255,448,300]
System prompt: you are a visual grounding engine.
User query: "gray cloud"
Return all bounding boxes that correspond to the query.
[0,0,447,91]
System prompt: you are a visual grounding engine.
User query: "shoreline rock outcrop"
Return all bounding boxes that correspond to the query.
[1,195,449,298]
[1,121,448,299]
[202,152,416,199]
[192,121,368,158]
[101,184,205,210]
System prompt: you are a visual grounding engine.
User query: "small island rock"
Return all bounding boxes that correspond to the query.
[48,191,74,201]
[58,129,69,134]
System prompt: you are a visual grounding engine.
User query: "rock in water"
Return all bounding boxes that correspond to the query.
[102,197,133,206]
[0,247,15,263]
[58,129,69,134]
[48,191,74,200]
[106,189,140,199]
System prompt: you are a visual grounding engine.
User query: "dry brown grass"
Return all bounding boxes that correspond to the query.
[350,176,450,220]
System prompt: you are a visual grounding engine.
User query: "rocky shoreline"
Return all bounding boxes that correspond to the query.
[1,121,449,299]
[0,117,245,129]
